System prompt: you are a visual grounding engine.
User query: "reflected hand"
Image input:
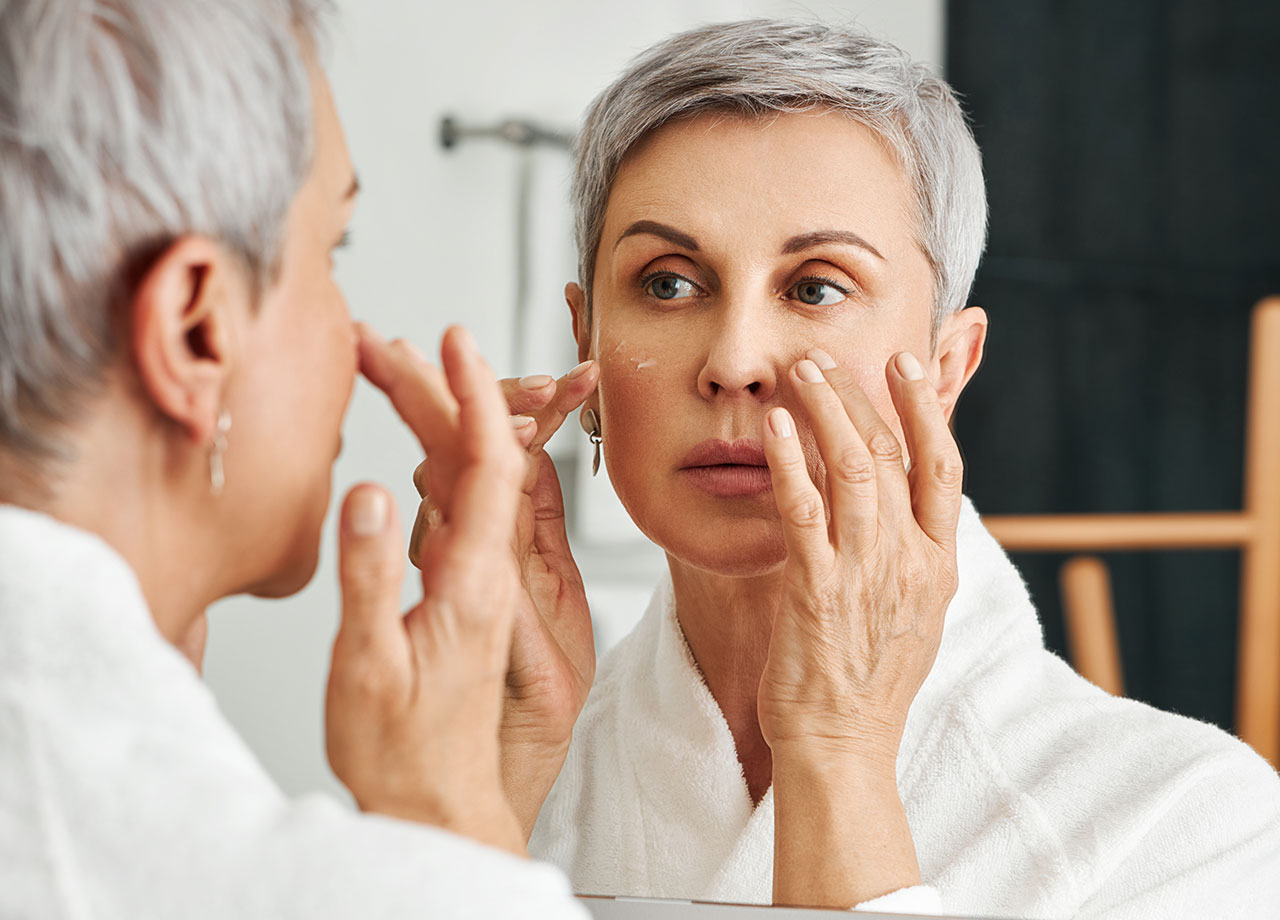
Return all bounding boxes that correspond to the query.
[760,349,962,906]
[325,325,526,855]
[411,361,600,840]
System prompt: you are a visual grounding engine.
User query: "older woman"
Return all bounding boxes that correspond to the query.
[426,19,1280,918]
[0,2,587,917]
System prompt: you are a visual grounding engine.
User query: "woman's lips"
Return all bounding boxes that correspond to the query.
[678,439,772,498]
[680,465,773,497]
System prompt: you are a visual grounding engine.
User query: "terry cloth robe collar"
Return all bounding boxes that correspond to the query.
[0,505,585,919]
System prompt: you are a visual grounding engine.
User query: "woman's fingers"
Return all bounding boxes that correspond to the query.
[357,323,459,455]
[530,360,598,453]
[437,326,526,558]
[412,459,428,498]
[408,496,443,570]
[763,407,834,578]
[511,414,538,450]
[886,352,964,552]
[789,359,878,551]
[525,450,581,588]
[409,424,533,574]
[502,361,599,454]
[336,484,408,665]
[807,349,914,528]
[501,375,558,417]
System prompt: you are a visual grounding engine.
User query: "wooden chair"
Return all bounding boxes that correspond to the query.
[981,297,1280,769]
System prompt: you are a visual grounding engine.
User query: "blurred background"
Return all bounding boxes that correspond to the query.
[951,0,1280,743]
[204,0,1280,798]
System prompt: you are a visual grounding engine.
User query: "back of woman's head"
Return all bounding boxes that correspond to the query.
[572,19,988,334]
[0,0,327,458]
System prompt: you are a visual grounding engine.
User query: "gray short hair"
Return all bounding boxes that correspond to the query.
[572,19,987,337]
[0,0,328,456]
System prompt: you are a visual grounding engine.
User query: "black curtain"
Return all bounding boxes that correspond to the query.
[946,0,1280,733]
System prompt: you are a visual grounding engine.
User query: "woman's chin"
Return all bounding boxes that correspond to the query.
[238,487,330,599]
[247,541,322,599]
[618,482,790,577]
[655,518,789,578]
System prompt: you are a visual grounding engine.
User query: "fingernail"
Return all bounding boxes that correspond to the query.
[795,359,825,384]
[896,352,925,381]
[510,415,535,428]
[567,359,594,379]
[769,408,794,438]
[808,348,837,370]
[519,374,555,390]
[349,489,388,537]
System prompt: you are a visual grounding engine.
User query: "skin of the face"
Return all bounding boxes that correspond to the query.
[221,62,360,597]
[569,110,985,578]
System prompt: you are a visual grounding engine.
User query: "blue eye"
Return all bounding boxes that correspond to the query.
[792,278,849,306]
[644,273,697,301]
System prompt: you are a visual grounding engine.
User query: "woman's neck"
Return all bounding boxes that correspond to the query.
[0,409,220,669]
[667,556,784,806]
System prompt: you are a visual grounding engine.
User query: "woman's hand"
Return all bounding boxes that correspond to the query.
[410,362,600,841]
[325,325,526,856]
[760,348,963,908]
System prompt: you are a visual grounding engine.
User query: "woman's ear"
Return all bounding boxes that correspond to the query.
[130,237,246,445]
[566,282,590,364]
[932,305,988,424]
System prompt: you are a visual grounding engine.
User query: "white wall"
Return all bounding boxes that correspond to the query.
[203,0,945,800]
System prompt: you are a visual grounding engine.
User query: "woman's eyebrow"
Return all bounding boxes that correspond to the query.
[614,220,700,252]
[781,230,885,262]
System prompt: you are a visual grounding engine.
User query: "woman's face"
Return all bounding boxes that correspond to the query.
[580,110,956,577]
[227,65,359,597]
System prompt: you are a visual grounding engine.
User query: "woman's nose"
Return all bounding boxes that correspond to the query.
[696,303,779,402]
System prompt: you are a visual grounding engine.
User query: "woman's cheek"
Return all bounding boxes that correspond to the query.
[598,345,664,462]
[828,355,906,439]
[595,339,679,535]
[594,320,669,420]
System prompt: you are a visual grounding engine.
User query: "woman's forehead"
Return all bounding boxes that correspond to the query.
[602,110,915,256]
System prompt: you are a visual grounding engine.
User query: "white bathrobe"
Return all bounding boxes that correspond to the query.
[530,498,1280,917]
[0,506,586,920]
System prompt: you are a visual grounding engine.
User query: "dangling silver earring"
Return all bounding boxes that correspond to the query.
[209,410,232,496]
[581,408,603,476]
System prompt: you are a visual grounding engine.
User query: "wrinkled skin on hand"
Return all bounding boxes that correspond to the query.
[410,360,601,840]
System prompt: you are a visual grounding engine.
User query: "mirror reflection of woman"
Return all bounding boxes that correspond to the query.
[416,19,1280,917]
